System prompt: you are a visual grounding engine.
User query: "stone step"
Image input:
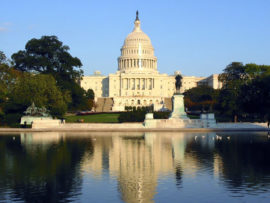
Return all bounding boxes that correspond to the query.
[95,97,113,112]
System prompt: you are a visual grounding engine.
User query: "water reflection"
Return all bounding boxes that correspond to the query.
[0,132,270,202]
[0,132,94,202]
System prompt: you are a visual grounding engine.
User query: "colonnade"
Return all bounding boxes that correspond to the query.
[118,58,157,70]
[121,78,154,90]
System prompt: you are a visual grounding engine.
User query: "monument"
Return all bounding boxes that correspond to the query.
[144,73,215,128]
[170,73,188,119]
[20,102,53,126]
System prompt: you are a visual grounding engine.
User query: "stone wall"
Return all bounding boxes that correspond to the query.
[31,119,269,130]
[32,119,62,129]
[215,122,268,129]
[58,123,144,129]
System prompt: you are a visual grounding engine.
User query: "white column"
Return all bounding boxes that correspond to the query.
[128,78,130,89]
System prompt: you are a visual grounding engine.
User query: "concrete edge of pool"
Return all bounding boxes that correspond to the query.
[0,127,269,133]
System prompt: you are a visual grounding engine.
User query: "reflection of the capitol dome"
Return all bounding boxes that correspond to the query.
[80,131,270,202]
[1,131,270,202]
[81,132,221,202]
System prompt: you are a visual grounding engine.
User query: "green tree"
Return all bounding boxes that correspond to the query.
[239,76,270,121]
[0,51,7,64]
[217,62,270,122]
[85,89,95,100]
[0,51,21,123]
[218,62,248,122]
[245,63,270,79]
[11,36,88,110]
[7,74,69,117]
[11,36,83,81]
[84,89,95,111]
[184,86,219,112]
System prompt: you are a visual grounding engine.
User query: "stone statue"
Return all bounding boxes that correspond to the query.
[136,10,139,21]
[24,102,50,117]
[175,74,182,94]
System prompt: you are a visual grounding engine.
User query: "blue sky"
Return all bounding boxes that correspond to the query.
[1,0,270,76]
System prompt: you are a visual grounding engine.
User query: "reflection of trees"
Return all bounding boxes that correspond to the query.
[0,133,93,202]
[3,132,269,202]
[183,133,216,171]
[177,132,270,192]
[214,133,270,190]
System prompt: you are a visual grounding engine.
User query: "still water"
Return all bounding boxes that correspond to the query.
[0,132,270,203]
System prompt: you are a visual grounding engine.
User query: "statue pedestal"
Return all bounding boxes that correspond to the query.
[144,94,218,128]
[20,116,53,125]
[169,94,188,119]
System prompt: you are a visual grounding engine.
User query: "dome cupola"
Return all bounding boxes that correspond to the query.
[118,11,158,74]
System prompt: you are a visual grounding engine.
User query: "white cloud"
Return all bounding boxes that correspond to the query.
[3,22,11,26]
[0,22,12,32]
[0,27,8,32]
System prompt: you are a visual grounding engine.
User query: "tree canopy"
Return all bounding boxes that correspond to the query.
[184,86,219,112]
[239,76,270,120]
[218,62,270,121]
[11,36,90,110]
[12,36,83,82]
[7,74,69,117]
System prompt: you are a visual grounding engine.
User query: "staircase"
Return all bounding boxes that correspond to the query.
[164,97,172,111]
[95,98,113,112]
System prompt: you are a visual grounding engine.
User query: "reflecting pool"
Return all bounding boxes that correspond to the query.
[1,132,270,202]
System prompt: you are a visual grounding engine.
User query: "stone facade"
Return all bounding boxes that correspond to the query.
[81,12,222,112]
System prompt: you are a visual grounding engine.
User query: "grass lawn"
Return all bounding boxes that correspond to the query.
[64,113,120,123]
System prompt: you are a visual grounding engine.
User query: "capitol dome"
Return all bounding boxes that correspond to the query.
[118,11,158,74]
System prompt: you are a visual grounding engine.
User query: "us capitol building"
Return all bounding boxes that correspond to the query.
[81,12,221,112]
